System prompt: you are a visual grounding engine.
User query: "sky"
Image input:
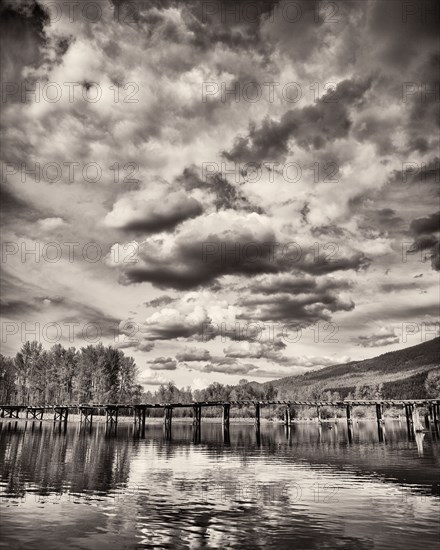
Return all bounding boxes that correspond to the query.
[0,0,439,390]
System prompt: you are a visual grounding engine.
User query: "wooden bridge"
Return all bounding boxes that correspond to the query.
[1,400,439,432]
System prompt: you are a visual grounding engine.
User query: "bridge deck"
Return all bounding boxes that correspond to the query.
[1,399,439,411]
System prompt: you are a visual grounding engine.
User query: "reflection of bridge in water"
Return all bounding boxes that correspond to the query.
[1,400,439,443]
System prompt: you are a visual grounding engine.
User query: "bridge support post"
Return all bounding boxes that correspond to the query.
[284,406,291,426]
[164,406,173,426]
[80,407,93,424]
[255,403,261,426]
[316,405,322,424]
[376,404,383,423]
[433,404,438,425]
[404,404,415,438]
[106,406,119,425]
[222,404,230,427]
[193,405,201,425]
[424,410,430,429]
[53,407,68,423]
[142,408,146,431]
[346,404,352,424]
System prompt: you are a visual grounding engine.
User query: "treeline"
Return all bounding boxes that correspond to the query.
[0,341,142,405]
[141,379,278,417]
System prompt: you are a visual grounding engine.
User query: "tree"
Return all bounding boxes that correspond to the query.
[425,370,440,398]
[0,354,16,403]
[14,341,43,404]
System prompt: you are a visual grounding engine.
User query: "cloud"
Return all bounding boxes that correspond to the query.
[407,211,440,271]
[144,295,175,308]
[223,79,371,162]
[184,362,259,376]
[139,371,173,386]
[111,211,279,289]
[121,290,240,342]
[104,187,203,233]
[223,341,288,363]
[147,356,178,370]
[111,211,369,290]
[353,327,400,348]
[37,217,66,230]
[176,346,212,362]
[238,273,354,324]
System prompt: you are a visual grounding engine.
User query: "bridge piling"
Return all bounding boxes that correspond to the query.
[164,406,173,426]
[375,404,383,424]
[222,404,230,427]
[105,406,119,425]
[53,407,68,423]
[80,406,93,424]
[346,404,352,424]
[193,405,201,425]
[255,403,261,425]
[316,405,322,424]
[284,406,291,426]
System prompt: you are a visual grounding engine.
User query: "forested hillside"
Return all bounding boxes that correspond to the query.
[259,337,440,400]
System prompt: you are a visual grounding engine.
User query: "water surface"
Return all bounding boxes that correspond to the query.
[1,420,439,549]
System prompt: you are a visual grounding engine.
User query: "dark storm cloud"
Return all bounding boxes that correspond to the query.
[223,79,371,162]
[407,211,440,271]
[111,0,278,54]
[238,276,354,324]
[0,185,43,224]
[369,0,439,67]
[410,212,440,237]
[119,209,370,290]
[119,220,278,289]
[0,0,48,102]
[117,198,203,234]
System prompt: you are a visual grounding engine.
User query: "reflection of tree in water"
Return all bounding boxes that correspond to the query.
[0,421,70,497]
[0,422,138,500]
[69,424,136,495]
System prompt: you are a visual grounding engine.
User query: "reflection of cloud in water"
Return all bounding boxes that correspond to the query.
[0,421,438,549]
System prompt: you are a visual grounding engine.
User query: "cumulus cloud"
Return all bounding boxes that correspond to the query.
[223,79,371,162]
[176,346,212,362]
[1,0,438,378]
[223,341,288,363]
[110,211,370,289]
[104,187,203,233]
[147,356,178,370]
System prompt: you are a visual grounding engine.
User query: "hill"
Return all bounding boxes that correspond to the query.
[254,337,440,400]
